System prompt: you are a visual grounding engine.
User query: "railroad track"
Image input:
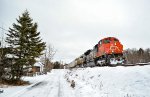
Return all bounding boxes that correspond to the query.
[122,63,150,66]
[77,62,150,68]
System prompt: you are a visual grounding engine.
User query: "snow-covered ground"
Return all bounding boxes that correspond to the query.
[65,65,150,97]
[0,73,49,97]
[0,65,150,97]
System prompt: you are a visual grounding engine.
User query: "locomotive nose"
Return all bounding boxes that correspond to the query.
[110,46,117,53]
[110,46,116,50]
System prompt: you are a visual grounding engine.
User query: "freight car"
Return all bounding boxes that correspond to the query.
[68,37,126,68]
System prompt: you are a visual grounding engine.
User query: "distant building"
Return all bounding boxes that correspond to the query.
[32,62,44,75]
[26,62,44,76]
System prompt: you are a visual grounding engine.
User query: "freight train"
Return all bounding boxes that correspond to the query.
[68,37,126,68]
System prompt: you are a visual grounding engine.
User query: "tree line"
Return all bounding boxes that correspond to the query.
[125,48,150,64]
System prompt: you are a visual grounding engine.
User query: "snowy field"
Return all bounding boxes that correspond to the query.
[0,65,150,97]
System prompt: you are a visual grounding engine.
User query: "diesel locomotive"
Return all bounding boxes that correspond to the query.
[68,37,126,68]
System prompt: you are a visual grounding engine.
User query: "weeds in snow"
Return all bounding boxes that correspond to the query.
[124,94,137,97]
[99,81,103,90]
[90,76,94,79]
[70,80,75,88]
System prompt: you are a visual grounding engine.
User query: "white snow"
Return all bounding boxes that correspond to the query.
[1,65,150,97]
[0,74,49,97]
[64,65,150,97]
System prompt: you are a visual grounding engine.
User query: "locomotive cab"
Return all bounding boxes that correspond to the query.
[95,37,125,66]
[97,37,123,56]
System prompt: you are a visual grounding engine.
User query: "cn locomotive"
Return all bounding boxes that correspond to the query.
[68,37,126,68]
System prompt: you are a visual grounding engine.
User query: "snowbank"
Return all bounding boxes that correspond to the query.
[64,65,150,97]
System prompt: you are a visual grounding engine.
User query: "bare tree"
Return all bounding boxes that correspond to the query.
[40,44,56,72]
[145,48,150,62]
[46,44,56,61]
[125,48,150,64]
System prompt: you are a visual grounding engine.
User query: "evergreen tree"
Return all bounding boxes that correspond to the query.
[5,10,46,82]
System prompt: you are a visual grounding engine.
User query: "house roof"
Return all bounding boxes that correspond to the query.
[34,62,44,67]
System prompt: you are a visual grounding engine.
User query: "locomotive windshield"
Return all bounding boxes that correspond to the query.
[114,38,119,41]
[103,39,110,44]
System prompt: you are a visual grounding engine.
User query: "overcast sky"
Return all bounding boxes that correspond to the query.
[0,0,150,63]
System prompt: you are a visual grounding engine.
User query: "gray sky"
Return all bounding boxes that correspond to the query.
[0,0,150,63]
